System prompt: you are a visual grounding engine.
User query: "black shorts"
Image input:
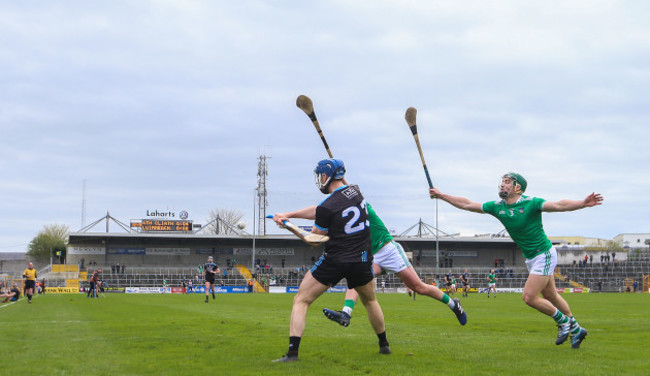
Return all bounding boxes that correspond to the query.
[24,280,35,290]
[205,276,215,284]
[310,256,374,289]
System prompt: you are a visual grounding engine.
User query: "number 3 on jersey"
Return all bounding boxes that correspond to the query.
[342,200,368,234]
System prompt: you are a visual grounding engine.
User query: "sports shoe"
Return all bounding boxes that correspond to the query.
[555,321,571,345]
[323,308,351,327]
[205,297,209,303]
[571,328,588,349]
[379,345,392,354]
[272,354,299,363]
[452,298,467,325]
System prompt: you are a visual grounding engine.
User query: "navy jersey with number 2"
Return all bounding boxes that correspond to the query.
[314,185,372,263]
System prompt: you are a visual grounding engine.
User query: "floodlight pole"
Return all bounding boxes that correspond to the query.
[251,188,257,293]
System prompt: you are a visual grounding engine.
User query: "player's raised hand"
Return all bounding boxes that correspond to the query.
[584,192,604,207]
[429,187,442,199]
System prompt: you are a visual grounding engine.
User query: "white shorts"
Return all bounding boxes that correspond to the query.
[488,283,496,288]
[525,247,557,276]
[373,241,411,274]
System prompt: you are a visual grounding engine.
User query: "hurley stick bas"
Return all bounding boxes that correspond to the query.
[296,95,334,158]
[405,107,433,189]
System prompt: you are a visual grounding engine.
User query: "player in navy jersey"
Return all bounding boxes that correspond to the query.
[202,256,220,303]
[271,158,390,363]
[460,270,470,297]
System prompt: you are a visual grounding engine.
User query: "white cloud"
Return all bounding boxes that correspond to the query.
[1,1,649,251]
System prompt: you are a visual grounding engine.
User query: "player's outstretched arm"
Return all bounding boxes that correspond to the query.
[270,206,317,226]
[429,188,484,213]
[542,192,603,212]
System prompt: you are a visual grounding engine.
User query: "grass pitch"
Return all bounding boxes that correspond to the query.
[1,292,649,375]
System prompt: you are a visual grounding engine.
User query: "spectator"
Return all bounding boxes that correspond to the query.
[1,283,21,302]
[589,255,593,266]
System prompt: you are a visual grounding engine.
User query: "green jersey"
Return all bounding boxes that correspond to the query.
[482,195,553,259]
[487,273,496,283]
[366,203,393,255]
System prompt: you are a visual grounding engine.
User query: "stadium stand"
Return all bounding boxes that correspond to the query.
[5,237,650,293]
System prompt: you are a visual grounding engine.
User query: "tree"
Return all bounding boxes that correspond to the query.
[27,224,69,262]
[605,240,623,251]
[206,209,246,235]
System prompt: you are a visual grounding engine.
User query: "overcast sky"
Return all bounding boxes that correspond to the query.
[2,1,649,252]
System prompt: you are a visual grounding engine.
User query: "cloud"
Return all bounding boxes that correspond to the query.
[1,1,649,251]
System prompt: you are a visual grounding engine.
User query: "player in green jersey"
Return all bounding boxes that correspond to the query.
[429,172,603,349]
[486,269,497,298]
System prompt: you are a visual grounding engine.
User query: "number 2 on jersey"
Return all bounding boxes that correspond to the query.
[342,200,367,234]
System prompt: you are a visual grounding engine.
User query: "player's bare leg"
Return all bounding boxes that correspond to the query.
[398,267,444,300]
[522,275,559,315]
[290,272,328,337]
[540,276,586,347]
[204,282,211,303]
[273,271,329,363]
[523,275,584,346]
[355,280,390,354]
[541,277,572,317]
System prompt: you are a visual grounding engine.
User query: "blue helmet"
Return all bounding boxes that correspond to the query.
[314,158,345,193]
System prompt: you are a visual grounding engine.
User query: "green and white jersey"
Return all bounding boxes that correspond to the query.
[487,273,496,283]
[366,203,393,255]
[482,195,553,260]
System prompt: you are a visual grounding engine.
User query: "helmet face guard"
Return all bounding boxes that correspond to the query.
[314,159,346,194]
[314,171,333,194]
[499,172,527,199]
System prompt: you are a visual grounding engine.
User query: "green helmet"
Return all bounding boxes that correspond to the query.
[503,172,527,193]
